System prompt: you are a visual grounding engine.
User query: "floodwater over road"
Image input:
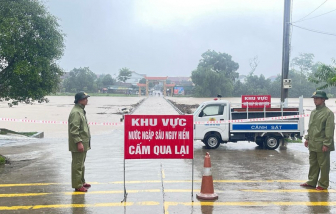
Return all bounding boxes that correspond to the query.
[1,96,336,213]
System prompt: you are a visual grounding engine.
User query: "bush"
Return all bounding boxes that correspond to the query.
[0,155,6,165]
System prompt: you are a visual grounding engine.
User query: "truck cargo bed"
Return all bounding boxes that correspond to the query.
[231,108,299,120]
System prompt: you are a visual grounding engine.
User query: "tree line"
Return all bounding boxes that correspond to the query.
[61,67,132,93]
[191,51,336,98]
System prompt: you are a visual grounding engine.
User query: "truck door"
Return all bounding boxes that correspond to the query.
[194,103,229,141]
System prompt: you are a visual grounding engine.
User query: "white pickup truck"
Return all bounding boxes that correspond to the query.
[193,97,304,150]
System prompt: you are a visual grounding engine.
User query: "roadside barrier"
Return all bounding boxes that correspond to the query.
[196,152,218,200]
[0,113,309,126]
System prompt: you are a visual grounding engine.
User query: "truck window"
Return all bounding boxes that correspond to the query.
[199,104,224,117]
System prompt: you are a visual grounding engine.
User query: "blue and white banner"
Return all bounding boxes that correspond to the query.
[232,124,298,130]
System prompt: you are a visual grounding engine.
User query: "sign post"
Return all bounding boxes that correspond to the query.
[122,115,194,202]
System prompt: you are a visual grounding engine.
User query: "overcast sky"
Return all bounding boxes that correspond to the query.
[45,0,336,78]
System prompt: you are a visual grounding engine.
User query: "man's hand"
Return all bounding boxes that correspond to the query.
[304,140,308,148]
[322,145,329,152]
[77,142,84,152]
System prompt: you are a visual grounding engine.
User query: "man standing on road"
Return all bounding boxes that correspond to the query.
[300,90,335,190]
[68,91,91,192]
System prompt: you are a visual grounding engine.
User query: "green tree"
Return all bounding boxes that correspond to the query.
[139,78,146,84]
[243,72,271,95]
[288,70,316,97]
[232,80,247,97]
[291,53,315,76]
[95,74,105,90]
[191,50,239,97]
[63,67,97,92]
[117,67,132,82]
[139,78,155,87]
[268,75,281,98]
[0,0,64,103]
[309,59,336,89]
[102,74,114,86]
[197,50,239,81]
[192,67,234,97]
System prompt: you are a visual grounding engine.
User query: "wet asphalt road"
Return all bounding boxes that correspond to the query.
[1,97,336,214]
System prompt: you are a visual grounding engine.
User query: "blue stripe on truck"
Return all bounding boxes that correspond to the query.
[232,124,298,130]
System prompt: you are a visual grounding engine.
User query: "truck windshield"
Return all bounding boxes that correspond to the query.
[193,104,204,116]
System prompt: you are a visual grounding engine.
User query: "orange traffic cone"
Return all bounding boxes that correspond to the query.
[196,152,218,200]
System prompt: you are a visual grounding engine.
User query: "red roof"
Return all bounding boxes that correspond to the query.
[137,83,146,87]
[145,76,168,80]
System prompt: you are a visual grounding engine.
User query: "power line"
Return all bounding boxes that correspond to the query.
[294,0,328,22]
[293,8,336,23]
[291,24,336,37]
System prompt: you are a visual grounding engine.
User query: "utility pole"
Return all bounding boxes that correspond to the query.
[280,0,291,102]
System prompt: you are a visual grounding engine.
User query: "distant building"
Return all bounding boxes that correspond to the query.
[167,76,194,96]
[125,71,146,86]
[108,82,133,94]
[167,76,192,85]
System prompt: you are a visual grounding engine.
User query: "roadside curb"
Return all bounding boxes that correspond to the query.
[164,97,184,115]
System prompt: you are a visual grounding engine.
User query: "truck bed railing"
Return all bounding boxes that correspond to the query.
[230,96,305,136]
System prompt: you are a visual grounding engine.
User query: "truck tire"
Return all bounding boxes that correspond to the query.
[204,134,220,149]
[265,136,280,150]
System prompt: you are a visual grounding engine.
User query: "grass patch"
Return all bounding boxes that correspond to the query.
[0,155,6,165]
[19,132,38,137]
[0,129,37,137]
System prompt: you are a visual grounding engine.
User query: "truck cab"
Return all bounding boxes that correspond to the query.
[193,99,230,148]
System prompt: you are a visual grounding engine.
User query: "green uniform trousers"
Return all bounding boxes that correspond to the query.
[71,152,87,189]
[306,151,330,189]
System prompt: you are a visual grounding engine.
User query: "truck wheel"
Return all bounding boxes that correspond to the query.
[204,134,220,149]
[265,136,280,150]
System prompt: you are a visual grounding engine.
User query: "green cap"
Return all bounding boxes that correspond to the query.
[74,91,90,103]
[311,90,328,100]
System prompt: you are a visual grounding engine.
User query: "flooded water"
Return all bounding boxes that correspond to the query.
[1,96,336,213]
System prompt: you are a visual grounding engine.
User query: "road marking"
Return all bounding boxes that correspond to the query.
[0,201,160,210]
[165,189,200,193]
[242,189,335,193]
[2,188,330,198]
[163,201,336,214]
[111,179,306,184]
[1,201,335,211]
[64,189,161,195]
[0,193,51,197]
[0,183,59,187]
[0,189,204,197]
[0,180,307,187]
[0,182,102,187]
[213,180,306,183]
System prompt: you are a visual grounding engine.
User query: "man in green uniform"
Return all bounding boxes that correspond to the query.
[68,91,91,192]
[300,90,334,190]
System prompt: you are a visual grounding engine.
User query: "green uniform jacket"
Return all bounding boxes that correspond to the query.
[305,104,335,152]
[68,104,91,152]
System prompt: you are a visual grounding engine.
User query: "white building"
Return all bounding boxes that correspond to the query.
[125,71,146,86]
